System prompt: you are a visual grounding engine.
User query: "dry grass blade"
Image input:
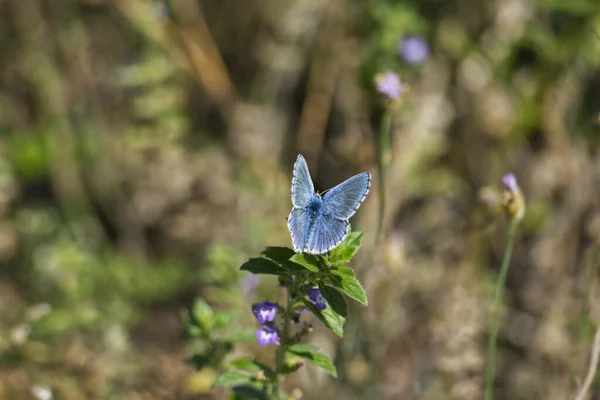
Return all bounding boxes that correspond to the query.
[572,326,600,400]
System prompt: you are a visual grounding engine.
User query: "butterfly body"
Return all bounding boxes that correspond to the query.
[300,195,324,248]
[288,155,370,255]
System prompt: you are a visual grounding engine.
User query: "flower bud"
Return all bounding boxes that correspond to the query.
[374,72,407,109]
[501,173,525,223]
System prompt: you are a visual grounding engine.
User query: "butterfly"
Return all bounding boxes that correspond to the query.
[287,154,371,255]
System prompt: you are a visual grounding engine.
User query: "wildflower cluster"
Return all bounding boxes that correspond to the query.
[373,34,429,107]
[252,289,328,347]
[253,301,279,346]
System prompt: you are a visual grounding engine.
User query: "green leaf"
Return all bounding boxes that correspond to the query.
[230,358,262,372]
[186,354,211,370]
[261,247,295,264]
[181,310,201,337]
[318,284,347,318]
[287,344,320,353]
[330,267,368,306]
[240,258,285,276]
[213,371,254,388]
[192,299,214,330]
[231,385,268,400]
[250,359,275,378]
[329,231,364,265]
[288,344,338,378]
[183,324,202,337]
[302,298,345,337]
[290,253,320,272]
[261,247,307,273]
[229,357,276,379]
[225,328,258,344]
[212,311,239,330]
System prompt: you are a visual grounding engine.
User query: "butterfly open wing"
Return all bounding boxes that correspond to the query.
[322,172,371,220]
[288,208,309,252]
[306,214,348,254]
[291,155,314,208]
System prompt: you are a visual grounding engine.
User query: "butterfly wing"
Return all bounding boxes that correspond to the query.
[288,208,310,252]
[291,155,314,208]
[306,214,349,254]
[322,172,371,220]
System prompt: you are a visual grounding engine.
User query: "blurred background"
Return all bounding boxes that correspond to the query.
[1,0,600,399]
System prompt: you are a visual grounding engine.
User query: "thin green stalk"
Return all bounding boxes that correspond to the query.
[375,111,392,249]
[485,222,519,400]
[348,109,392,398]
[274,291,291,399]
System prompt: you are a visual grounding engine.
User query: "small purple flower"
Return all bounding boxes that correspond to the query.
[293,308,308,324]
[256,326,279,346]
[240,275,260,296]
[252,301,278,324]
[399,35,430,66]
[308,288,327,311]
[375,72,404,101]
[502,173,519,194]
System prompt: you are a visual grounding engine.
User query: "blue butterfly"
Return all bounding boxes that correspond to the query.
[287,154,371,254]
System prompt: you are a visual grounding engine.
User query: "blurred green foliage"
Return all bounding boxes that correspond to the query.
[0,0,599,399]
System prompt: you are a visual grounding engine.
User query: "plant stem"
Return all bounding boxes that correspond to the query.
[485,221,518,400]
[572,326,600,400]
[345,110,390,394]
[274,290,291,398]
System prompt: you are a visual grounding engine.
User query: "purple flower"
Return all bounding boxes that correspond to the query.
[375,72,404,101]
[399,35,429,66]
[256,326,279,346]
[501,172,525,222]
[308,288,327,311]
[252,301,278,324]
[293,308,308,324]
[502,173,519,194]
[240,275,260,296]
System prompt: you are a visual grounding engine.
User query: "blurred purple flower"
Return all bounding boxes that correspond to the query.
[151,2,169,19]
[256,326,279,346]
[240,274,260,296]
[308,288,327,311]
[399,35,430,66]
[502,173,519,194]
[375,72,404,101]
[252,301,278,324]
